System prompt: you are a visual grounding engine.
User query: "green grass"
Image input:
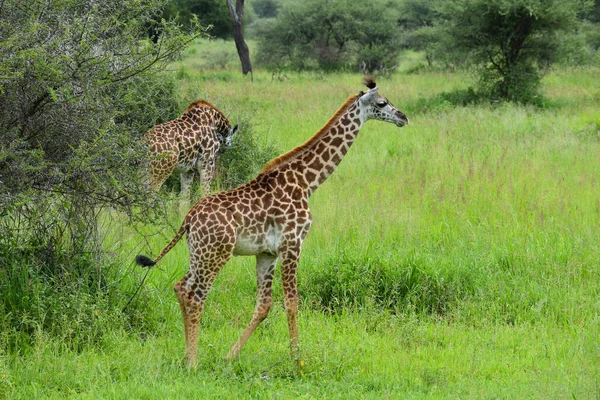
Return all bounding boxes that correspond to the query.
[2,45,600,398]
[2,315,596,398]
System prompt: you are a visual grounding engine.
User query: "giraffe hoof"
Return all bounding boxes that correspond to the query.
[180,355,198,369]
[224,352,239,363]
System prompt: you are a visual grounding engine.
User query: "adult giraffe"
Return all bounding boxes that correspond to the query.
[144,100,238,199]
[136,79,408,366]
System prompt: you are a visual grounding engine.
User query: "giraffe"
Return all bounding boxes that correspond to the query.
[135,79,408,367]
[143,100,239,199]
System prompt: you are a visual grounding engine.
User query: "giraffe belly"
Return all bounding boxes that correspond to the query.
[232,226,280,256]
[175,160,195,172]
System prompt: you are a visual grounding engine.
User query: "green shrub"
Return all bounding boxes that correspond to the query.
[0,0,204,349]
[0,253,157,352]
[163,0,232,39]
[254,0,401,73]
[433,0,591,103]
[216,118,278,190]
[300,251,476,316]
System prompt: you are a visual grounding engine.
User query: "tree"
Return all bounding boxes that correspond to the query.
[435,0,592,101]
[397,0,442,67]
[251,0,280,18]
[0,0,205,337]
[581,0,600,54]
[164,0,232,38]
[255,0,400,73]
[226,0,253,78]
[586,0,600,22]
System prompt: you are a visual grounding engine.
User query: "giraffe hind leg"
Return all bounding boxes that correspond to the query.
[175,228,235,367]
[180,170,194,201]
[149,151,178,192]
[174,276,203,367]
[226,253,277,360]
[197,160,215,197]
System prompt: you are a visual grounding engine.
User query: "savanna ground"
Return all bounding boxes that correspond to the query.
[2,41,600,398]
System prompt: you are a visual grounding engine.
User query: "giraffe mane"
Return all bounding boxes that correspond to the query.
[261,94,360,173]
[183,100,229,122]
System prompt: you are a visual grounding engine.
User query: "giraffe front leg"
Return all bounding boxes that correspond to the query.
[180,170,194,201]
[199,160,215,197]
[226,253,277,360]
[280,243,302,362]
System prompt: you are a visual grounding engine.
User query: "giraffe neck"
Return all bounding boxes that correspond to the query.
[301,101,362,196]
[263,96,364,197]
[209,109,231,132]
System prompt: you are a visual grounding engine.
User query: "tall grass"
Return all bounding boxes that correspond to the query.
[2,44,599,397]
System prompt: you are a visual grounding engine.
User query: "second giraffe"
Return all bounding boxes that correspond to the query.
[144,100,238,199]
[136,79,409,367]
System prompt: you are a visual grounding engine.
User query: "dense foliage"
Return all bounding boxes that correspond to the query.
[251,0,280,18]
[254,0,401,73]
[163,0,232,38]
[250,0,599,101]
[0,0,205,346]
[432,0,592,102]
[216,119,278,190]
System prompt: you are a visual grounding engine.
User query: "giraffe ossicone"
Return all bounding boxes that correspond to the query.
[135,80,408,367]
[143,100,238,199]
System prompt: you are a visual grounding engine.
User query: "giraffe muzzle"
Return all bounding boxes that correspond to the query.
[396,112,409,127]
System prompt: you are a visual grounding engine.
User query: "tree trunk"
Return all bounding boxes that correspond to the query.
[226,0,253,79]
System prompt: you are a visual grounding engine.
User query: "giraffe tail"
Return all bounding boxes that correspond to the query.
[135,255,157,267]
[135,221,188,268]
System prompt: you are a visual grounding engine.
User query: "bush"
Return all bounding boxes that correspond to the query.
[433,0,591,102]
[300,251,476,316]
[216,118,278,190]
[0,0,204,348]
[163,0,232,38]
[252,0,280,18]
[255,0,401,73]
[0,256,156,352]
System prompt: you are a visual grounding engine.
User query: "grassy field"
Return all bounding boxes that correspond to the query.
[2,41,600,398]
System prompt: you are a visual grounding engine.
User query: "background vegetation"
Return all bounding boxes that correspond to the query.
[1,0,599,398]
[166,0,600,100]
[253,0,402,73]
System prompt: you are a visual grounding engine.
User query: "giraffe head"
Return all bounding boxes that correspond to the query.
[358,78,408,127]
[218,124,238,148]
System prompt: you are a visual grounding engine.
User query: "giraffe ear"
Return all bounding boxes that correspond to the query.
[359,87,379,104]
[231,124,239,135]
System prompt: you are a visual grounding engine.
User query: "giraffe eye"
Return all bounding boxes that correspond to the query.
[376,100,387,108]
